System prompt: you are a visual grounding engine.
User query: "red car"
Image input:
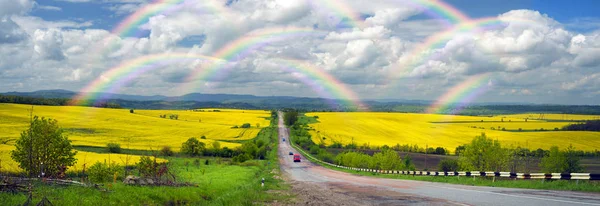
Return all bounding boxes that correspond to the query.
[293,154,301,162]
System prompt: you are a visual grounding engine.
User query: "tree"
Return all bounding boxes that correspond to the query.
[540,146,567,173]
[11,116,77,177]
[437,159,459,172]
[564,145,584,173]
[284,111,299,126]
[181,137,205,156]
[434,147,447,155]
[458,133,507,171]
[129,109,134,113]
[212,141,221,151]
[455,145,466,156]
[403,154,415,170]
[372,149,402,170]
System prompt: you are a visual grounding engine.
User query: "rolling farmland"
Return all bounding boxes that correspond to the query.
[0,103,270,172]
[306,112,600,153]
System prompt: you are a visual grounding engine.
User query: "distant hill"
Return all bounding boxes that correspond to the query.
[2,90,600,114]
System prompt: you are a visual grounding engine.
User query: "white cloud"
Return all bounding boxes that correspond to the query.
[33,29,66,60]
[0,0,34,17]
[36,5,62,11]
[325,26,390,41]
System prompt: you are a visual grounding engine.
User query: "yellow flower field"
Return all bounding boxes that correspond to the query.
[0,103,270,172]
[306,112,600,153]
[0,145,162,173]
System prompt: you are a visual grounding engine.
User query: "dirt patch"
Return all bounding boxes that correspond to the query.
[279,179,451,206]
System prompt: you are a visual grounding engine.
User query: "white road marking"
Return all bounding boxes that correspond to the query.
[430,185,600,205]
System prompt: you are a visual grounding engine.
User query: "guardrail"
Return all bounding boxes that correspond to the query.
[288,140,600,181]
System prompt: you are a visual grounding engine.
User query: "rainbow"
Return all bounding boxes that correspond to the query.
[316,0,366,29]
[404,0,470,26]
[70,53,226,105]
[178,27,327,91]
[426,73,492,114]
[276,58,368,110]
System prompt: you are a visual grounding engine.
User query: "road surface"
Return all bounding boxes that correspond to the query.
[277,112,600,205]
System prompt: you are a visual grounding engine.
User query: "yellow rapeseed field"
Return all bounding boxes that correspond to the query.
[0,103,270,172]
[306,112,600,153]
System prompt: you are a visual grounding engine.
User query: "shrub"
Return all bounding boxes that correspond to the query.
[233,153,252,163]
[231,125,239,129]
[161,146,174,156]
[137,156,157,178]
[240,123,251,128]
[200,136,206,139]
[129,109,134,113]
[437,159,459,172]
[309,145,320,154]
[88,161,121,183]
[107,143,121,153]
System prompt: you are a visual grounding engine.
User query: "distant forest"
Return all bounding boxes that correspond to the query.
[1,94,600,115]
[563,120,600,131]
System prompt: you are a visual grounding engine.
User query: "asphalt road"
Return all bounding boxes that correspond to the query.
[277,112,600,206]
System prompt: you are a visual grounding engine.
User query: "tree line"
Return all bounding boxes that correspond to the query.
[562,120,600,131]
[0,94,122,108]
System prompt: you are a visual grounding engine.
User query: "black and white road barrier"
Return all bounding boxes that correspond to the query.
[289,141,600,181]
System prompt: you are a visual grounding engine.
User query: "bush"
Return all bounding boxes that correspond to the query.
[233,153,252,163]
[161,146,174,156]
[309,145,320,155]
[240,123,251,128]
[129,109,134,113]
[107,143,121,153]
[200,136,206,139]
[88,161,121,183]
[437,159,459,172]
[137,156,157,178]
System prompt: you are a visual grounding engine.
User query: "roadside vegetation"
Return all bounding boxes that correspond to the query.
[287,111,600,192]
[0,105,290,205]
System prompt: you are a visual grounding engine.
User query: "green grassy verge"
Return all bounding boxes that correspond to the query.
[319,162,600,193]
[0,117,291,205]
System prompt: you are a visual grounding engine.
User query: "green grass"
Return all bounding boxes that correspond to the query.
[0,156,260,205]
[0,117,292,205]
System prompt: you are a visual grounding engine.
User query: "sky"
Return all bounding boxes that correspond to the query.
[1,0,600,105]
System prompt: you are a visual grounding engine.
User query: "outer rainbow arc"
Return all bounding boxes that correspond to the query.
[70,53,227,105]
[426,73,492,114]
[275,58,368,111]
